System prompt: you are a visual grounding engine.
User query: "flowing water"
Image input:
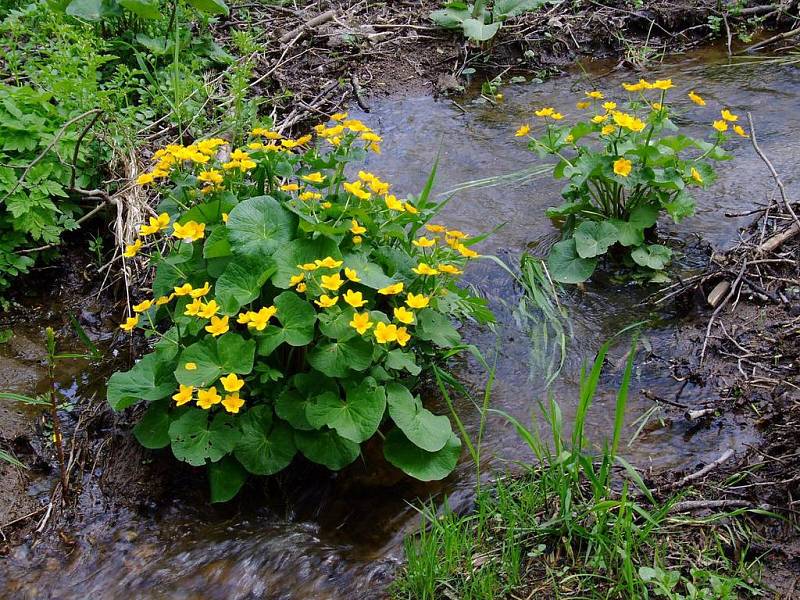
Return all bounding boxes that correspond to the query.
[2,46,798,599]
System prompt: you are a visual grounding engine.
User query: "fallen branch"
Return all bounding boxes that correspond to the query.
[666,448,735,490]
[279,9,336,44]
[669,499,769,513]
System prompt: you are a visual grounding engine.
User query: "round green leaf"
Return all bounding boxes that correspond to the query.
[107,352,176,411]
[384,349,421,376]
[318,307,357,341]
[631,244,673,270]
[215,254,276,315]
[383,429,461,481]
[133,399,171,449]
[609,219,645,247]
[275,388,315,431]
[118,0,160,19]
[305,377,386,443]
[227,196,297,259]
[342,254,395,290]
[416,309,460,348]
[274,291,316,346]
[294,428,360,470]
[547,238,597,284]
[168,409,239,466]
[386,383,451,452]
[628,205,659,229]
[186,0,229,15]
[234,405,297,475]
[175,333,256,387]
[307,336,373,377]
[573,221,619,259]
[271,237,341,288]
[209,455,248,503]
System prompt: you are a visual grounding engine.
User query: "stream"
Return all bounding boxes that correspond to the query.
[1,45,797,599]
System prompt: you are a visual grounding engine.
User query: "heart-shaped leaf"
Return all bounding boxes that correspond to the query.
[573,221,618,258]
[547,238,597,283]
[107,352,176,410]
[209,455,248,503]
[383,429,461,481]
[305,377,386,443]
[386,383,451,452]
[215,254,276,315]
[169,409,239,466]
[631,244,672,270]
[294,428,360,470]
[227,196,297,259]
[234,405,297,475]
[307,336,373,377]
[175,333,255,387]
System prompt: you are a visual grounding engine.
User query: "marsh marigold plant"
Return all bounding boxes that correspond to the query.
[515,80,746,283]
[107,116,492,501]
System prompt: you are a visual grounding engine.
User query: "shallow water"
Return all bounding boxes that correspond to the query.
[2,46,798,599]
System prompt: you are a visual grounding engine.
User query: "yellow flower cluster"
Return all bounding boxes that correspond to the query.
[171,373,245,414]
[313,113,382,152]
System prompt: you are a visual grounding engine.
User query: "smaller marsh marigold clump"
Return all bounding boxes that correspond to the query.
[513,78,746,284]
[108,115,492,500]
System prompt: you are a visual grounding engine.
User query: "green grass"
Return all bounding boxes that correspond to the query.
[392,336,765,599]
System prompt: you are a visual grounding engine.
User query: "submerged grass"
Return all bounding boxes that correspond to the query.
[392,335,766,599]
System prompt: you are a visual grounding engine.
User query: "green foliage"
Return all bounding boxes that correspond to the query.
[107,120,494,500]
[430,0,548,43]
[515,81,742,283]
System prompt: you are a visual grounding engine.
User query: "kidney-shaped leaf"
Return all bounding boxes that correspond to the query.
[573,221,618,259]
[234,405,297,475]
[631,244,672,270]
[271,237,341,288]
[209,455,248,503]
[169,409,238,466]
[294,428,360,470]
[386,383,451,452]
[175,333,255,387]
[227,196,297,259]
[307,336,373,377]
[107,352,175,410]
[215,254,276,315]
[383,429,461,481]
[547,238,597,284]
[305,377,386,443]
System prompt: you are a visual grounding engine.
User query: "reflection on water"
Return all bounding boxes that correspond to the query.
[3,46,795,599]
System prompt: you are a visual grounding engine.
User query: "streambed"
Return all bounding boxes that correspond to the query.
[1,45,797,599]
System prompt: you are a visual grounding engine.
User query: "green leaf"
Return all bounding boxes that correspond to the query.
[66,0,119,21]
[494,0,547,19]
[386,383,451,452]
[416,309,460,348]
[118,0,160,19]
[547,239,597,284]
[273,291,316,346]
[305,377,386,443]
[203,226,231,259]
[209,455,248,503]
[609,219,645,247]
[663,191,695,223]
[133,399,171,449]
[107,352,175,410]
[342,254,395,290]
[631,244,673,270]
[461,18,501,41]
[307,336,373,377]
[318,307,357,341]
[384,349,421,375]
[185,0,229,15]
[383,429,461,481]
[169,409,239,466]
[573,221,618,258]
[227,196,297,259]
[628,205,659,229]
[429,6,470,29]
[215,255,276,315]
[271,237,341,288]
[294,428,360,470]
[275,388,315,431]
[234,405,297,475]
[175,334,256,387]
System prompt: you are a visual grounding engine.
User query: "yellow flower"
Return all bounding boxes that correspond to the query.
[316,256,343,269]
[123,239,142,258]
[172,385,194,406]
[374,322,398,344]
[136,173,155,186]
[550,112,564,120]
[198,169,223,185]
[139,222,159,236]
[196,387,222,410]
[405,293,430,309]
[576,101,591,110]
[331,112,348,121]
[184,362,197,371]
[361,131,382,143]
[343,180,371,200]
[222,393,245,414]
[586,90,604,99]
[302,172,326,184]
[565,134,574,143]
[447,230,467,240]
[315,294,339,308]
[385,195,404,211]
[298,262,319,271]
[174,283,193,296]
[132,299,152,313]
[720,109,738,122]
[690,167,703,184]
[403,202,418,214]
[299,191,322,201]
[184,298,204,317]
[349,311,373,334]
[219,373,244,393]
[613,157,633,177]
[205,315,229,337]
[190,281,211,298]
[412,236,436,248]
[198,300,219,319]
[321,273,344,291]
[688,90,706,106]
[230,149,249,161]
[237,311,252,325]
[120,316,139,332]
[652,102,663,111]
[591,114,608,124]
[344,267,360,282]
[712,119,728,133]
[252,127,282,138]
[425,224,446,233]
[344,289,367,308]
[514,124,531,137]
[248,306,277,331]
[602,101,617,111]
[412,263,439,276]
[350,219,367,235]
[457,244,479,259]
[394,306,415,324]
[322,201,333,209]
[396,327,411,347]
[437,263,463,275]
[733,124,749,138]
[222,213,229,223]
[352,235,362,244]
[296,282,307,293]
[172,221,205,243]
[622,79,652,92]
[280,183,300,192]
[155,294,174,306]
[652,79,673,90]
[534,107,554,117]
[601,124,616,135]
[290,273,305,287]
[378,282,404,295]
